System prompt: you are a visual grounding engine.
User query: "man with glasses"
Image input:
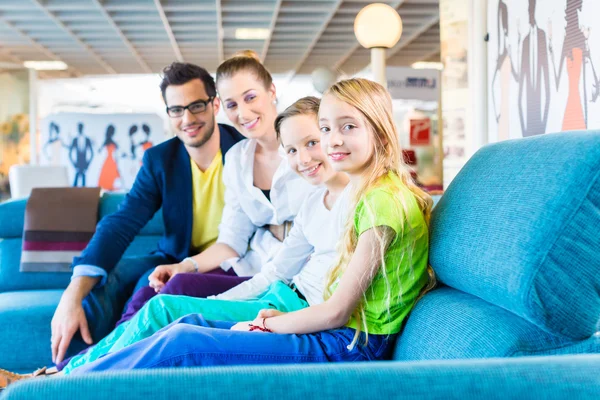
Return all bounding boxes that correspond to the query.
[49,63,245,367]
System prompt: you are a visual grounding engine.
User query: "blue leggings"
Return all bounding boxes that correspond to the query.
[69,314,395,373]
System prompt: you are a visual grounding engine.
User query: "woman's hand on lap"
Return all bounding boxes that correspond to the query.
[148,262,194,292]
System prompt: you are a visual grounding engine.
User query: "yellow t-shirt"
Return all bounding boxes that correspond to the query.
[190,150,225,253]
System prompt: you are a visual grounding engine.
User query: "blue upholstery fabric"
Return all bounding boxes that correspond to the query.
[0,290,63,371]
[99,194,164,236]
[0,238,71,292]
[394,287,600,360]
[429,132,600,339]
[3,355,600,400]
[122,236,161,259]
[0,199,26,238]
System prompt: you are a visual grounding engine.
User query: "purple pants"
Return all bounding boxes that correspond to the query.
[56,268,249,370]
[115,268,248,325]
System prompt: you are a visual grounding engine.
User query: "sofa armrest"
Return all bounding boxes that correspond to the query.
[3,354,599,399]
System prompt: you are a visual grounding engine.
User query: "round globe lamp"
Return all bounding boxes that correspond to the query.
[354,3,403,85]
[311,67,339,93]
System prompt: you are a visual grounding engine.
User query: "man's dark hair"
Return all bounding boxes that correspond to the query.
[159,62,217,103]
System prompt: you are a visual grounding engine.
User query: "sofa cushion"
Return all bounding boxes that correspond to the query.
[99,193,164,236]
[21,187,101,273]
[393,287,600,361]
[122,236,161,259]
[0,290,78,372]
[429,131,600,339]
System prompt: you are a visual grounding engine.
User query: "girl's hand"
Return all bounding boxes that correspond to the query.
[229,310,286,333]
[247,310,286,332]
[257,309,285,319]
[230,321,253,331]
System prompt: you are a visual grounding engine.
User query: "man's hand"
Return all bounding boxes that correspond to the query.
[51,293,93,364]
[148,261,195,293]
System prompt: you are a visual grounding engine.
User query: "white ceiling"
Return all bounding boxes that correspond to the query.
[0,0,440,79]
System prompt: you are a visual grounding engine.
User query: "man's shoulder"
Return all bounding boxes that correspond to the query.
[218,123,245,143]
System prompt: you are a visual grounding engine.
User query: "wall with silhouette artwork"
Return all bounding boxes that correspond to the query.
[488,0,600,142]
[40,113,164,191]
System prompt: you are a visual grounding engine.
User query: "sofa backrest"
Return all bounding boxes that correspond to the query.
[0,192,164,292]
[428,131,600,340]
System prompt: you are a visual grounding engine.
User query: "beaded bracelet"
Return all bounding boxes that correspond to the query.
[248,317,272,333]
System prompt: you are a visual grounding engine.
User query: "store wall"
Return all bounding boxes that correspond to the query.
[0,70,30,197]
[487,0,600,142]
[440,0,474,187]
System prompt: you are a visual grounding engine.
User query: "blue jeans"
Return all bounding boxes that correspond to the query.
[78,255,170,351]
[69,314,395,373]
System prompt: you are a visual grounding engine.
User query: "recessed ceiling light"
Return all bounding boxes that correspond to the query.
[411,62,443,71]
[235,28,270,40]
[0,62,23,69]
[23,61,68,70]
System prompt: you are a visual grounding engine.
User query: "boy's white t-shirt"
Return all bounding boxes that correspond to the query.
[214,185,350,306]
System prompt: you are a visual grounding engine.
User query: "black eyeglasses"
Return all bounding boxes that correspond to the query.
[166,97,215,118]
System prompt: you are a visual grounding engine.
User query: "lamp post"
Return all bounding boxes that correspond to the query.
[354,3,403,86]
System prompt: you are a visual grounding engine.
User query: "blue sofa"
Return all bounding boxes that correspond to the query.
[1,131,599,399]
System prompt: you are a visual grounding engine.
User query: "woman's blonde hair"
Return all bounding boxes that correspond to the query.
[274,96,320,141]
[215,50,273,89]
[322,78,435,348]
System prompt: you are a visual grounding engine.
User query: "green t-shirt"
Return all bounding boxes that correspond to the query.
[344,172,429,335]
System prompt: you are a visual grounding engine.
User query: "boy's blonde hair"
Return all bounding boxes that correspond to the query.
[322,78,435,348]
[274,96,320,141]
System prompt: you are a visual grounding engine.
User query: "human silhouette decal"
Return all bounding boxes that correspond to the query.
[69,122,94,186]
